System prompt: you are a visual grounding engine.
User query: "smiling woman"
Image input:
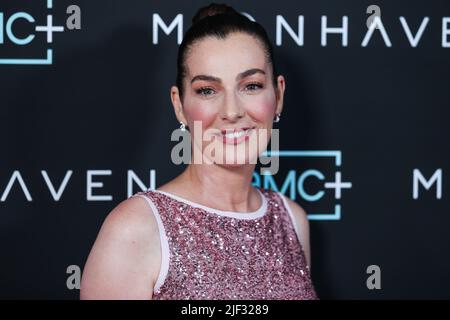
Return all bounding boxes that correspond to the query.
[80,3,318,300]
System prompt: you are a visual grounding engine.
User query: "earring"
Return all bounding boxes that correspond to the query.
[179,122,186,131]
[273,113,281,123]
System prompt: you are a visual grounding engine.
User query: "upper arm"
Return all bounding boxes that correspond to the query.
[281,195,312,268]
[80,196,161,300]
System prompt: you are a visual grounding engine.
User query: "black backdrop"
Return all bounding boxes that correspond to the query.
[1,0,449,299]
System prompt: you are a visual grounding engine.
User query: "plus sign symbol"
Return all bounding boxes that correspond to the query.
[35,15,64,43]
[324,171,352,199]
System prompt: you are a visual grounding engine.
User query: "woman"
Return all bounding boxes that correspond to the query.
[80,3,317,300]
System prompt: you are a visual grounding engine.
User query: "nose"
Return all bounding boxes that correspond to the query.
[219,92,245,122]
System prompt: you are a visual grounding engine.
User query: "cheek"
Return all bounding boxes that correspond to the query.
[184,101,217,128]
[246,93,277,123]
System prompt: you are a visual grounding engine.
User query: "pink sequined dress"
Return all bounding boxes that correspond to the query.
[133,187,318,300]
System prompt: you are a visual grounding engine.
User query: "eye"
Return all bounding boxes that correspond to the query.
[196,87,216,96]
[244,82,264,92]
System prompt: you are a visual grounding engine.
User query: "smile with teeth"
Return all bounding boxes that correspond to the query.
[219,127,255,144]
[224,130,247,139]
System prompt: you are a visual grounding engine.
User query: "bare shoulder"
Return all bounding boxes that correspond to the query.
[282,196,309,226]
[99,195,159,238]
[279,194,312,267]
[80,195,161,300]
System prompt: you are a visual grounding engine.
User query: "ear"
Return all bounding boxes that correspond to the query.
[274,75,286,116]
[170,86,188,125]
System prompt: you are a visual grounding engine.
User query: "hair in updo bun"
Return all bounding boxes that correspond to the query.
[176,3,278,98]
[191,3,240,24]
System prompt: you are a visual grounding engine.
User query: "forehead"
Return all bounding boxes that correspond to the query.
[185,32,269,79]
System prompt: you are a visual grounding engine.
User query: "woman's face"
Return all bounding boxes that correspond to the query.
[171,32,285,167]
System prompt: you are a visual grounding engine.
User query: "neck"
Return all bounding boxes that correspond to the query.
[181,163,258,212]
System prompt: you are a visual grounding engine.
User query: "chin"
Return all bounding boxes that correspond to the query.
[212,151,260,167]
[199,135,260,165]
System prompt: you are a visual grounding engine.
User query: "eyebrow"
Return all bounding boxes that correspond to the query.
[190,68,266,84]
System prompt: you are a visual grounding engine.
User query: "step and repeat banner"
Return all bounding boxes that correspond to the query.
[0,0,449,299]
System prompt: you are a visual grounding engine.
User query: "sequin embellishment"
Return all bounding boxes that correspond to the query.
[134,188,318,300]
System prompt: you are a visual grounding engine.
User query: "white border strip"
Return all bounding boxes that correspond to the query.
[135,194,169,294]
[278,192,301,243]
[154,189,268,220]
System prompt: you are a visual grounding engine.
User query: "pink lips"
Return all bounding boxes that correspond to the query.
[220,127,251,135]
[219,127,254,145]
